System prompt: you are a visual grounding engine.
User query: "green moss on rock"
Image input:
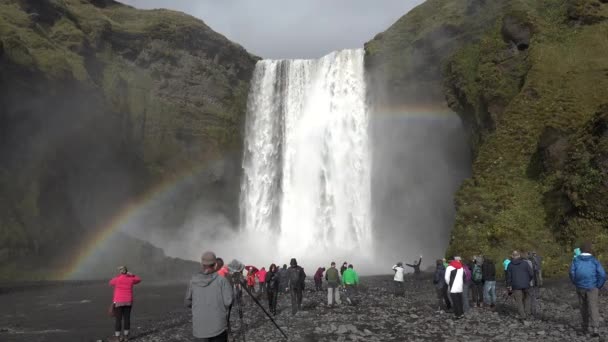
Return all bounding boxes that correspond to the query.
[367,0,608,276]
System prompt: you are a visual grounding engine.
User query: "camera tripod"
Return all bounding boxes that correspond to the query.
[229,271,288,341]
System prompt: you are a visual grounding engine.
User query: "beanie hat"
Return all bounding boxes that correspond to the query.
[290,258,297,266]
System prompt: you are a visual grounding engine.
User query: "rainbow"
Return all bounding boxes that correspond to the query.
[60,160,223,280]
[61,105,459,280]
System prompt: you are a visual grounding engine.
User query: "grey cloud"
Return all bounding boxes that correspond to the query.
[118,0,424,59]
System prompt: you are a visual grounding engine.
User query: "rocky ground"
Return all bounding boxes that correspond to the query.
[137,274,607,342]
[2,274,608,342]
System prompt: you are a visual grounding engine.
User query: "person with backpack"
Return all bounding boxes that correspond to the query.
[471,256,484,308]
[507,250,534,321]
[445,256,465,319]
[482,257,497,308]
[392,262,406,297]
[109,266,141,342]
[433,259,451,312]
[530,251,543,287]
[325,262,341,306]
[314,267,325,291]
[266,264,280,315]
[570,241,606,337]
[524,252,540,316]
[342,264,359,305]
[287,258,305,315]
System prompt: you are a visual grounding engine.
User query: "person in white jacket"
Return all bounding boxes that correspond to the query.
[445,256,465,319]
[392,262,406,296]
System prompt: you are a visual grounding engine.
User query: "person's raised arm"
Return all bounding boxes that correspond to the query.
[130,273,141,285]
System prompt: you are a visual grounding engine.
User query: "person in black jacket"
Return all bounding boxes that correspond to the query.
[506,251,534,320]
[406,255,423,276]
[482,258,497,308]
[287,258,306,315]
[340,262,348,276]
[433,259,451,311]
[266,264,280,315]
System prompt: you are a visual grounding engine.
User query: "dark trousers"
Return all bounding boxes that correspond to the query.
[315,279,322,291]
[268,290,278,314]
[436,285,451,310]
[471,283,484,306]
[577,288,600,330]
[194,330,228,342]
[290,288,303,314]
[114,305,132,332]
[394,280,404,296]
[450,292,463,317]
[513,288,531,319]
[259,281,266,295]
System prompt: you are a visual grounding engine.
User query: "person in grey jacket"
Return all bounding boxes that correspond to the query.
[185,251,233,342]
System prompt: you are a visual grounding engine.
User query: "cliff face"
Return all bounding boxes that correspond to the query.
[366,0,608,275]
[0,0,257,278]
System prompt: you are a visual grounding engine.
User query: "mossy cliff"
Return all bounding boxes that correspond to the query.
[366,0,608,276]
[0,0,257,278]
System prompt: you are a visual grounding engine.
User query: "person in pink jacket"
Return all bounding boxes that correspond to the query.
[109,266,141,341]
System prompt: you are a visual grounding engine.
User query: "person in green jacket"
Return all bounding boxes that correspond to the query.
[341,264,359,304]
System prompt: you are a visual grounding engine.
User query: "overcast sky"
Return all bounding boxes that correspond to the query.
[118,0,424,59]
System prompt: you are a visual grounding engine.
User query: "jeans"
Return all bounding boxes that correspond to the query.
[513,288,531,319]
[577,288,600,330]
[290,288,303,314]
[343,285,356,304]
[436,285,451,310]
[483,281,497,305]
[450,292,463,317]
[194,330,228,342]
[462,283,470,312]
[327,287,341,305]
[114,305,131,332]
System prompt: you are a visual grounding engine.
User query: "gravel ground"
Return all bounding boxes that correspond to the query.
[2,274,607,342]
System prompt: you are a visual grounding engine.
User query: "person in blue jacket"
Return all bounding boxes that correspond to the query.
[570,241,606,337]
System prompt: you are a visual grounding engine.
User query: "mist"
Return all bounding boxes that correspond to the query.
[370,113,471,271]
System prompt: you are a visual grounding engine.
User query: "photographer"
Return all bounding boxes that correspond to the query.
[185,251,233,342]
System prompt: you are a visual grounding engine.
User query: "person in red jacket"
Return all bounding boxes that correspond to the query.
[216,257,229,278]
[245,265,258,293]
[109,266,141,341]
[257,267,268,295]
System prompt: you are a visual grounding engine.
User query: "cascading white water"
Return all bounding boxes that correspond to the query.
[241,49,371,261]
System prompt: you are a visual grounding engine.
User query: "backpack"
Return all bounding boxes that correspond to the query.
[289,266,304,289]
[472,264,483,283]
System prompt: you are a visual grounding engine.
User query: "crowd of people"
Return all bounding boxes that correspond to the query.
[106,241,606,341]
[420,241,606,337]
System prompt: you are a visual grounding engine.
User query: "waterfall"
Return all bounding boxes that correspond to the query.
[240,49,371,260]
